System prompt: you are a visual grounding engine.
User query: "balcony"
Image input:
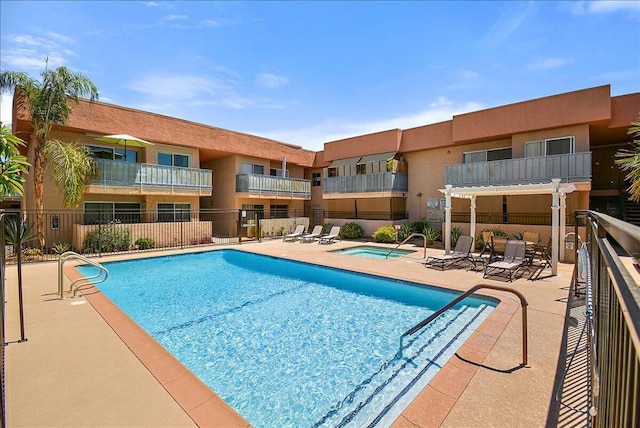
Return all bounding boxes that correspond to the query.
[235,174,311,199]
[88,159,212,196]
[323,172,408,198]
[445,152,591,187]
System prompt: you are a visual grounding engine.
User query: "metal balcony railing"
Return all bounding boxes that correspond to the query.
[235,174,311,199]
[91,159,212,192]
[445,152,591,187]
[323,172,408,194]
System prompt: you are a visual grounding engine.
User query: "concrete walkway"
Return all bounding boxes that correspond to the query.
[4,239,574,427]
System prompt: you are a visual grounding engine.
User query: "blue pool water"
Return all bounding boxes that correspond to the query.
[78,250,496,427]
[331,245,415,259]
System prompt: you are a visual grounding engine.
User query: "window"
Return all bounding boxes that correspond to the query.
[158,203,191,222]
[270,168,288,177]
[356,163,367,174]
[87,145,137,163]
[241,163,265,175]
[463,147,512,163]
[312,172,321,187]
[84,202,141,225]
[327,167,338,177]
[270,204,288,219]
[525,136,574,157]
[158,152,189,168]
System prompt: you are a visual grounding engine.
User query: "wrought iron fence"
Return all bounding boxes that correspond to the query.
[0,208,269,264]
[451,212,578,226]
[325,210,409,221]
[576,210,639,427]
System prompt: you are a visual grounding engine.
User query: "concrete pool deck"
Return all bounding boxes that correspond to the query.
[4,239,573,427]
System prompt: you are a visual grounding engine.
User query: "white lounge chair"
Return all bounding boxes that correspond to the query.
[318,226,341,245]
[483,240,527,282]
[283,225,306,242]
[299,225,324,243]
[425,235,474,271]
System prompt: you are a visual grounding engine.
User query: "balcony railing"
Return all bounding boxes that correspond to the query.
[445,152,591,187]
[323,172,408,194]
[91,159,212,193]
[235,174,311,199]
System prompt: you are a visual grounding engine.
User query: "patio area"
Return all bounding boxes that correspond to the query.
[4,239,577,427]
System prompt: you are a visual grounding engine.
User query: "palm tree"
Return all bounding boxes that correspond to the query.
[0,122,30,199]
[616,115,640,202]
[0,64,99,248]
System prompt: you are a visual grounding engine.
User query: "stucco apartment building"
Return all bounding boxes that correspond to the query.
[7,84,640,251]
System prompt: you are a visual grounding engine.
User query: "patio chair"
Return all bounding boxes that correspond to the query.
[483,240,527,282]
[528,237,553,280]
[283,225,306,242]
[318,226,341,245]
[478,231,494,258]
[299,225,324,243]
[489,236,508,263]
[425,235,474,271]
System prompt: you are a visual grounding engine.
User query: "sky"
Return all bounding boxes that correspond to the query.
[1,1,639,152]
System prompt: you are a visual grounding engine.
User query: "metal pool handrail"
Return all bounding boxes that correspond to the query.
[58,251,109,298]
[386,233,427,259]
[402,284,529,367]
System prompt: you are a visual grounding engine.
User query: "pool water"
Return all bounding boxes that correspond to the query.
[331,245,415,259]
[79,250,495,427]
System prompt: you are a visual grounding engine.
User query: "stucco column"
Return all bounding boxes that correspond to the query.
[559,191,567,262]
[470,196,477,250]
[551,179,560,276]
[445,185,452,254]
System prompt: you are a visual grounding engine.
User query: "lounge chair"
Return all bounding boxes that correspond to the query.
[483,240,527,282]
[488,236,508,263]
[425,235,474,271]
[318,226,341,244]
[299,225,324,243]
[283,225,306,242]
[528,237,553,280]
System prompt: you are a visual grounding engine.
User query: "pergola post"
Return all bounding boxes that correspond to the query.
[470,196,477,249]
[559,191,567,262]
[551,179,560,275]
[444,185,452,254]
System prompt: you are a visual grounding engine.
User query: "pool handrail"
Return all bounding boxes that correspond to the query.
[58,251,109,298]
[403,283,529,367]
[386,233,427,259]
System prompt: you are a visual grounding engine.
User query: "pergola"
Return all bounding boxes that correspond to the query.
[439,178,576,275]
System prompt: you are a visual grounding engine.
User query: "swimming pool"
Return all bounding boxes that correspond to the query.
[79,250,496,427]
[331,245,415,259]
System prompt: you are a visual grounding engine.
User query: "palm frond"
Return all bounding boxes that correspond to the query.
[43,140,97,207]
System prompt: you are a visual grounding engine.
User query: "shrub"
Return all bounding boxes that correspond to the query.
[450,227,463,248]
[135,237,156,250]
[83,224,131,253]
[422,225,441,245]
[341,222,364,239]
[321,223,333,234]
[4,217,35,253]
[372,225,397,243]
[52,242,72,254]
[411,218,429,235]
[476,227,508,250]
[398,223,414,241]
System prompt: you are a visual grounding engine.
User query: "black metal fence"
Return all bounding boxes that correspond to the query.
[576,210,639,427]
[451,212,578,226]
[325,211,409,221]
[0,208,269,263]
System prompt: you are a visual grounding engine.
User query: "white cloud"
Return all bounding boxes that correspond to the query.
[163,14,188,21]
[527,57,571,71]
[567,1,640,15]
[256,73,289,89]
[1,92,13,125]
[1,32,76,70]
[256,97,485,151]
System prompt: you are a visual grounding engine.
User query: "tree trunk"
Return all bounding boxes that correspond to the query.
[33,143,46,250]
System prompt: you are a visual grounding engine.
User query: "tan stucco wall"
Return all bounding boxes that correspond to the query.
[205,155,237,209]
[324,129,402,161]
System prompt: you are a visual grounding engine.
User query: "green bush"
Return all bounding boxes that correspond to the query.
[422,225,441,245]
[398,223,414,241]
[341,222,364,239]
[372,225,397,243]
[135,237,156,250]
[451,227,463,248]
[83,224,131,253]
[52,242,72,254]
[411,218,429,235]
[321,223,333,234]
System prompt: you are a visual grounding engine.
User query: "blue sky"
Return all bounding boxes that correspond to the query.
[1,1,639,152]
